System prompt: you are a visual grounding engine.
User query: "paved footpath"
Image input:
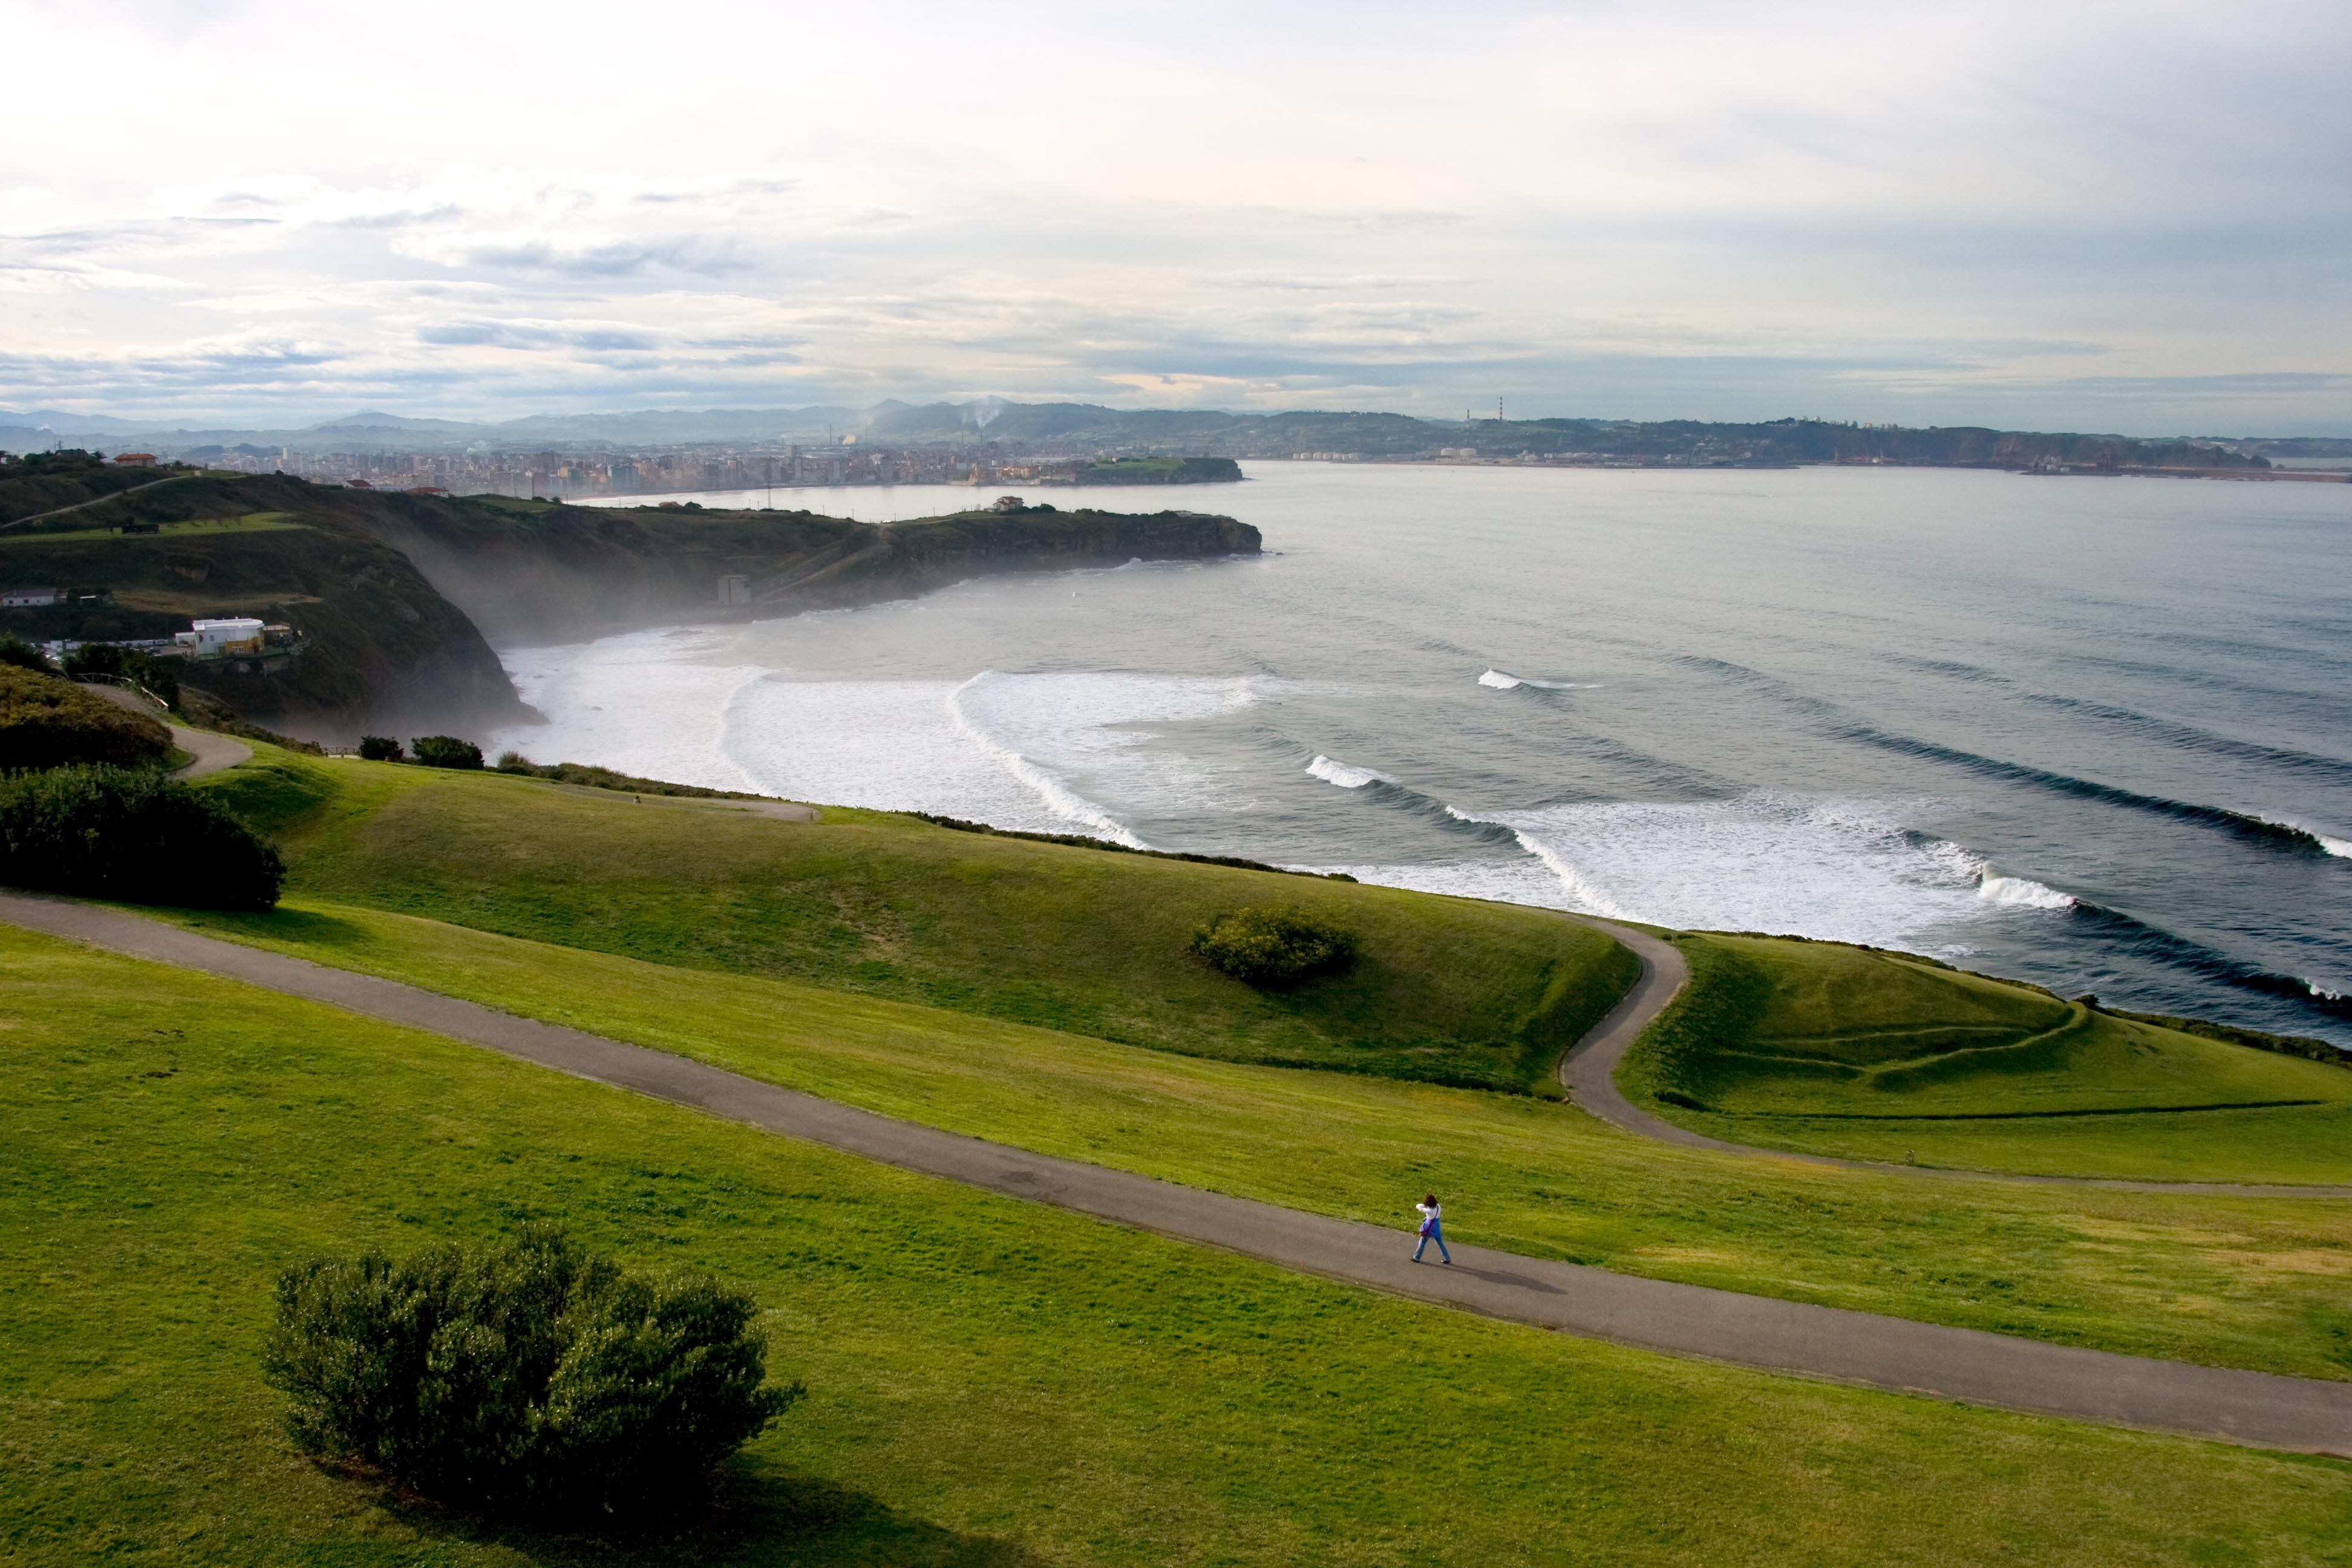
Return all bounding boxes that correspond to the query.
[5,890,2349,1457]
[1561,918,2352,1200]
[76,682,253,780]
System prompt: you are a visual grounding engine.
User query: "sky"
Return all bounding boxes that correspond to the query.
[2,0,2348,435]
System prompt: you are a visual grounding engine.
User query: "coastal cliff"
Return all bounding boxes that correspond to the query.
[0,471,1259,737]
[356,497,1261,645]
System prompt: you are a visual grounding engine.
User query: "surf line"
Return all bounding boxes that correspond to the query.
[946,671,1149,849]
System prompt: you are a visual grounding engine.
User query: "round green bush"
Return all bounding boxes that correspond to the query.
[263,1227,800,1515]
[410,734,483,769]
[1191,903,1356,986]
[0,764,283,909]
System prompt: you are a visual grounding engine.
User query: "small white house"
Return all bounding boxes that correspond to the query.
[2,586,63,608]
[175,617,267,657]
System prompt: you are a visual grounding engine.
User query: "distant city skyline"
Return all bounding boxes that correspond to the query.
[4,1,2348,434]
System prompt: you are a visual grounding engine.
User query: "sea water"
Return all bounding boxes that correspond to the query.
[503,462,2352,1042]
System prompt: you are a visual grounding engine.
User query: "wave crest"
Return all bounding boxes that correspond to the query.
[1306,754,1391,789]
[1478,668,1597,691]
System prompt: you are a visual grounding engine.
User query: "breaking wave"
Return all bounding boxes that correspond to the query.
[2063,901,2352,1021]
[1837,724,2336,854]
[1305,754,1391,789]
[1478,668,1598,690]
[946,674,1148,847]
[2021,694,2352,787]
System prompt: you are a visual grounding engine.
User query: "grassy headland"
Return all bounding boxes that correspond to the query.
[1621,935,2352,1182]
[8,924,2350,1567]
[200,748,1637,1093]
[147,744,2352,1379]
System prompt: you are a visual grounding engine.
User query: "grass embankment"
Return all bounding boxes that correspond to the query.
[8,927,2350,1567]
[201,748,1638,1094]
[162,894,2352,1380]
[1622,936,2352,1183]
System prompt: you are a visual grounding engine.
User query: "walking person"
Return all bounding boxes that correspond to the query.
[1412,1192,1451,1265]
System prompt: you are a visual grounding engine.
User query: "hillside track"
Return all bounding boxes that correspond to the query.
[1559,916,2352,1199]
[5,891,2349,1456]
[76,681,253,779]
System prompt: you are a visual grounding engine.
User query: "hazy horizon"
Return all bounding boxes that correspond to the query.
[5,1,2348,435]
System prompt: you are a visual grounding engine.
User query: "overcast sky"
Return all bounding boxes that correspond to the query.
[4,0,2347,433]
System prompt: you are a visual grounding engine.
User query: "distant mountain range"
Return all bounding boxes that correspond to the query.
[1,400,2336,465]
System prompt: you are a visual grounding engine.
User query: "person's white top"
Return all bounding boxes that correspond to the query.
[1416,1201,1442,1229]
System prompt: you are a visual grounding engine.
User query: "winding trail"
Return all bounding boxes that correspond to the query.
[77,682,252,779]
[1558,916,2352,1200]
[4,890,2348,1456]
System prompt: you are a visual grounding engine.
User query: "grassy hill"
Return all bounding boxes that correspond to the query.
[1622,933,2352,1179]
[0,449,178,524]
[201,747,1637,1093]
[10,924,2350,1567]
[150,744,2352,1379]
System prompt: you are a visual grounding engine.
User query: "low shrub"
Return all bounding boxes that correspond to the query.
[0,764,283,909]
[0,635,54,674]
[357,734,403,762]
[263,1226,799,1515]
[1191,903,1356,986]
[0,664,173,771]
[410,734,482,769]
[62,641,181,708]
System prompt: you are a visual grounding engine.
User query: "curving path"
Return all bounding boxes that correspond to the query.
[3,890,2347,1457]
[77,681,253,779]
[1556,916,2352,1200]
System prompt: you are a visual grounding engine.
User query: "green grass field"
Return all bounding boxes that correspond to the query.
[1622,935,2352,1182]
[159,893,2352,1381]
[199,748,1639,1094]
[0,510,308,548]
[7,925,2350,1567]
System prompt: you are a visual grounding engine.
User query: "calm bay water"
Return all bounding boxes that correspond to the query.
[513,462,2352,1042]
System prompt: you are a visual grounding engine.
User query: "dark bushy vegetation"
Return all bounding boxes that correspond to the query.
[0,635,54,674]
[0,664,173,771]
[1191,904,1356,986]
[0,764,283,909]
[262,1227,799,1515]
[62,641,181,708]
[913,811,1355,880]
[410,734,483,769]
[358,734,403,762]
[494,751,765,799]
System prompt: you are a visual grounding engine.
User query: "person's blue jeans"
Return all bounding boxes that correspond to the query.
[1414,1222,1450,1263]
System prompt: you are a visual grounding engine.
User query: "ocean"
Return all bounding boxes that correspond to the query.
[498,462,2352,1043]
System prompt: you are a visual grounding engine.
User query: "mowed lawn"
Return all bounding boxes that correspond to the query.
[5,927,2350,1568]
[1622,935,2352,1183]
[195,748,1639,1094]
[164,896,2352,1382]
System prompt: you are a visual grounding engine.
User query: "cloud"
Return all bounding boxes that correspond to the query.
[0,0,2343,430]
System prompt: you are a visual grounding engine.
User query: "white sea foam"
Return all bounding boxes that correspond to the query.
[1477,668,1596,690]
[483,631,766,793]
[723,668,1265,844]
[1440,793,2069,945]
[1306,754,1391,789]
[1921,835,2080,910]
[1977,874,2078,910]
[947,674,1149,847]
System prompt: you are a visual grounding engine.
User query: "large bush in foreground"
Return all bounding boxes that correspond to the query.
[0,664,172,771]
[0,765,283,909]
[263,1227,799,1514]
[1191,904,1356,987]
